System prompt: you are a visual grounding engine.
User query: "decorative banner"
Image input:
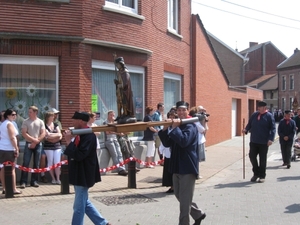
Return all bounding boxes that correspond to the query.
[91,94,98,112]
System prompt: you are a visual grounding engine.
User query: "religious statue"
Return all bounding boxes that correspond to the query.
[114,56,137,124]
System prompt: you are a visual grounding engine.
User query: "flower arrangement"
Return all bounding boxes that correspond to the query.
[4,84,53,119]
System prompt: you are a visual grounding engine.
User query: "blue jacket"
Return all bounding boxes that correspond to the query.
[245,111,276,144]
[158,123,198,176]
[64,133,101,188]
[278,119,296,145]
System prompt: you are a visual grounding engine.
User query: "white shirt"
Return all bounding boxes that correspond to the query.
[0,120,19,151]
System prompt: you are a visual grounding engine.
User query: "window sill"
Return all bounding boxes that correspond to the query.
[102,5,145,21]
[167,28,183,39]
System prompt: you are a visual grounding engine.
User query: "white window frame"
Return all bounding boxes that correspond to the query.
[104,0,145,20]
[289,74,294,90]
[167,0,182,38]
[0,55,59,109]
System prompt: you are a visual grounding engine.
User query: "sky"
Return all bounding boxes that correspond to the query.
[192,0,300,57]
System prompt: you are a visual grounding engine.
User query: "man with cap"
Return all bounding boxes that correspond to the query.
[278,110,296,169]
[243,101,276,183]
[63,111,111,225]
[114,57,136,124]
[159,101,206,225]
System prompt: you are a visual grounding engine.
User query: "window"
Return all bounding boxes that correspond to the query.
[282,75,286,91]
[164,72,181,112]
[290,97,293,110]
[105,0,138,14]
[289,74,294,90]
[0,55,59,139]
[281,97,286,110]
[168,0,179,33]
[92,60,144,140]
[270,91,274,99]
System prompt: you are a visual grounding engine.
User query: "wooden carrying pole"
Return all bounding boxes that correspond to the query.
[70,117,200,135]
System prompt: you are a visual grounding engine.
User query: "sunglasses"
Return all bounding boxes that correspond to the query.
[11,113,17,116]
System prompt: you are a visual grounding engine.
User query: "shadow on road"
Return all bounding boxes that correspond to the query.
[277,176,300,182]
[214,181,253,189]
[284,203,300,213]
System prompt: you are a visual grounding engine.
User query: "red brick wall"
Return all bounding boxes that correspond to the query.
[0,0,83,36]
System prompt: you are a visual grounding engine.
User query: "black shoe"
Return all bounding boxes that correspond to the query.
[2,190,5,194]
[166,188,174,193]
[194,213,206,225]
[250,175,259,182]
[135,168,140,173]
[118,170,128,176]
[282,163,287,166]
[287,165,291,169]
[31,181,39,187]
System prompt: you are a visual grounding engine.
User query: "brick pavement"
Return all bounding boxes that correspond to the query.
[2,134,300,224]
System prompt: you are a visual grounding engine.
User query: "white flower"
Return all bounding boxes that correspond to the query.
[14,100,26,111]
[26,84,37,97]
[41,104,52,113]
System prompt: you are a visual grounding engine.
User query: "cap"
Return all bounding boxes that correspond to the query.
[257,101,267,107]
[71,111,90,122]
[52,108,60,114]
[115,57,125,64]
[176,101,189,109]
[284,110,292,114]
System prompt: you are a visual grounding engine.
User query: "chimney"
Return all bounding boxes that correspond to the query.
[295,48,299,54]
[249,42,258,47]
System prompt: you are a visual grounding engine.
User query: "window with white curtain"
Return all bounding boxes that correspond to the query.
[282,75,286,91]
[92,60,144,140]
[105,0,138,14]
[168,0,179,33]
[164,72,181,112]
[0,55,58,140]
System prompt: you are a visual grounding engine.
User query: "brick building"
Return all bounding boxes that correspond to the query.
[0,0,262,146]
[277,48,300,111]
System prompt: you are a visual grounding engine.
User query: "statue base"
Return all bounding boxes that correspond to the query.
[116,115,137,124]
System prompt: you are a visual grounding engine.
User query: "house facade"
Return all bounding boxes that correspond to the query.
[240,42,286,84]
[0,0,262,146]
[277,48,300,111]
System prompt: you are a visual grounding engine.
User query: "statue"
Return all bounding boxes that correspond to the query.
[114,56,137,124]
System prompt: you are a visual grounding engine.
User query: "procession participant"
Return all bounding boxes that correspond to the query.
[278,110,296,169]
[63,111,111,225]
[159,101,206,225]
[242,101,276,183]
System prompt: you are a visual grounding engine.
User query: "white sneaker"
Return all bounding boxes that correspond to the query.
[52,180,56,184]
[56,180,61,185]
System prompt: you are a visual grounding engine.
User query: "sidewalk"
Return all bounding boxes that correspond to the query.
[0,135,250,199]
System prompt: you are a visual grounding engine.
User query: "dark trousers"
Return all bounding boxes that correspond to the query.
[249,142,269,179]
[280,142,292,165]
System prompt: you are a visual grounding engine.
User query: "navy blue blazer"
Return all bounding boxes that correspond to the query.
[158,123,199,176]
[64,133,101,188]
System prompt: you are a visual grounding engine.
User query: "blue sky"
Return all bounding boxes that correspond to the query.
[192,0,300,57]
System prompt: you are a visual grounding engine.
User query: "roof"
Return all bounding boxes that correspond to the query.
[247,73,277,90]
[239,41,286,58]
[207,31,246,60]
[277,49,300,69]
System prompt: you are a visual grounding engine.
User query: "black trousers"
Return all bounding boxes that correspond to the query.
[280,142,292,165]
[249,142,269,179]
